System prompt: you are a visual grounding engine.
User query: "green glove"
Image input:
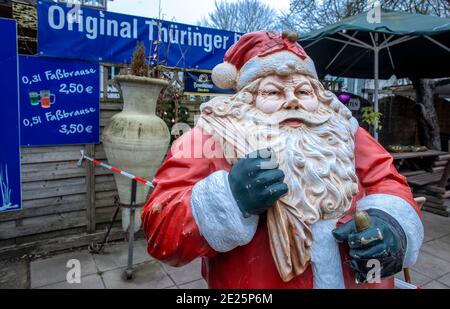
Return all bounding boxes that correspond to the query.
[228,148,288,217]
[333,209,406,284]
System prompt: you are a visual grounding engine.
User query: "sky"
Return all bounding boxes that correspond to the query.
[108,0,291,25]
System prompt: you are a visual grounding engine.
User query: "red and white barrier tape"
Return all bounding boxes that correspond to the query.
[77,150,154,188]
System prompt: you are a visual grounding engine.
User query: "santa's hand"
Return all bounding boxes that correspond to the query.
[332,210,406,284]
[228,148,288,217]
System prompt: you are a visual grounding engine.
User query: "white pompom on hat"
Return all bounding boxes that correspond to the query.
[211,62,238,90]
[212,31,318,91]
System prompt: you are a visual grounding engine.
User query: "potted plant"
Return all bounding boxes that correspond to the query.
[102,42,171,233]
[361,106,383,137]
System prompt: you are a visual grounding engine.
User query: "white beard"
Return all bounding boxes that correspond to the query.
[197,85,359,282]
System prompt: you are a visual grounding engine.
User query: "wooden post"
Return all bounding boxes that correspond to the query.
[85,144,96,233]
[102,64,109,100]
[403,268,412,283]
[438,160,450,188]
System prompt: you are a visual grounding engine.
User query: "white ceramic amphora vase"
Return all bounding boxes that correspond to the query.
[103,75,170,233]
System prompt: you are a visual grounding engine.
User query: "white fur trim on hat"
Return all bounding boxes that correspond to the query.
[237,51,318,90]
[212,62,238,90]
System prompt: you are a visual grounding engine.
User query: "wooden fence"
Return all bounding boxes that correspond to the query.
[0,64,127,259]
[0,99,126,258]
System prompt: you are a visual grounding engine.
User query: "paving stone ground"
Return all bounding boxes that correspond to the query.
[29,239,206,289]
[0,211,448,289]
[0,258,29,289]
[395,211,450,289]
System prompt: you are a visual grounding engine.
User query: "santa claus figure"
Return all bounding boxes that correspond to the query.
[142,31,424,288]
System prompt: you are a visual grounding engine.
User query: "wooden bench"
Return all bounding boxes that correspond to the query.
[407,172,445,187]
[407,159,450,216]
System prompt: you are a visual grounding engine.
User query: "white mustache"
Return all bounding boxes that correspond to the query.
[250,110,331,126]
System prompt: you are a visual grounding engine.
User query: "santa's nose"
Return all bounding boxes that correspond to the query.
[283,90,301,110]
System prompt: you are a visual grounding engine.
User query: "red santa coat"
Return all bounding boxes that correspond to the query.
[142,127,422,289]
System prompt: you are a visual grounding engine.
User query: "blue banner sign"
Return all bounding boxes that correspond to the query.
[0,18,22,213]
[19,56,100,146]
[184,70,235,96]
[38,1,241,69]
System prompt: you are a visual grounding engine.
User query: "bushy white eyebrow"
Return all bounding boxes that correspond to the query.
[260,81,284,90]
[294,81,312,89]
[259,79,313,92]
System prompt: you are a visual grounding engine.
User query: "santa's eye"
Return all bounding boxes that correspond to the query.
[261,89,280,96]
[297,88,312,96]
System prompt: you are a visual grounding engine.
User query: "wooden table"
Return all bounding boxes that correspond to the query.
[390,150,448,176]
[390,150,450,217]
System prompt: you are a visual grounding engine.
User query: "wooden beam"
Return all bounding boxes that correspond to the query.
[102,65,109,100]
[0,228,137,261]
[434,160,448,167]
[422,206,450,217]
[423,185,446,194]
[438,160,450,188]
[438,154,450,161]
[433,166,445,173]
[402,170,426,177]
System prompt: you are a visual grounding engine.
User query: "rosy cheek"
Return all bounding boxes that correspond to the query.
[256,97,284,114]
[300,97,320,112]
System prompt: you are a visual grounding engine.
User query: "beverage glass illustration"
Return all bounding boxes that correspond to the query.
[29,92,40,106]
[40,90,56,109]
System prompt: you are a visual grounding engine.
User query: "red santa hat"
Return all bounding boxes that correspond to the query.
[212,30,318,90]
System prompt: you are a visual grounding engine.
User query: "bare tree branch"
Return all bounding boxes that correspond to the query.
[198,0,281,33]
[281,0,449,33]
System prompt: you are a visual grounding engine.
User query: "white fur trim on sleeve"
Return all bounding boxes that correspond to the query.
[191,170,259,252]
[311,219,345,289]
[357,194,424,267]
